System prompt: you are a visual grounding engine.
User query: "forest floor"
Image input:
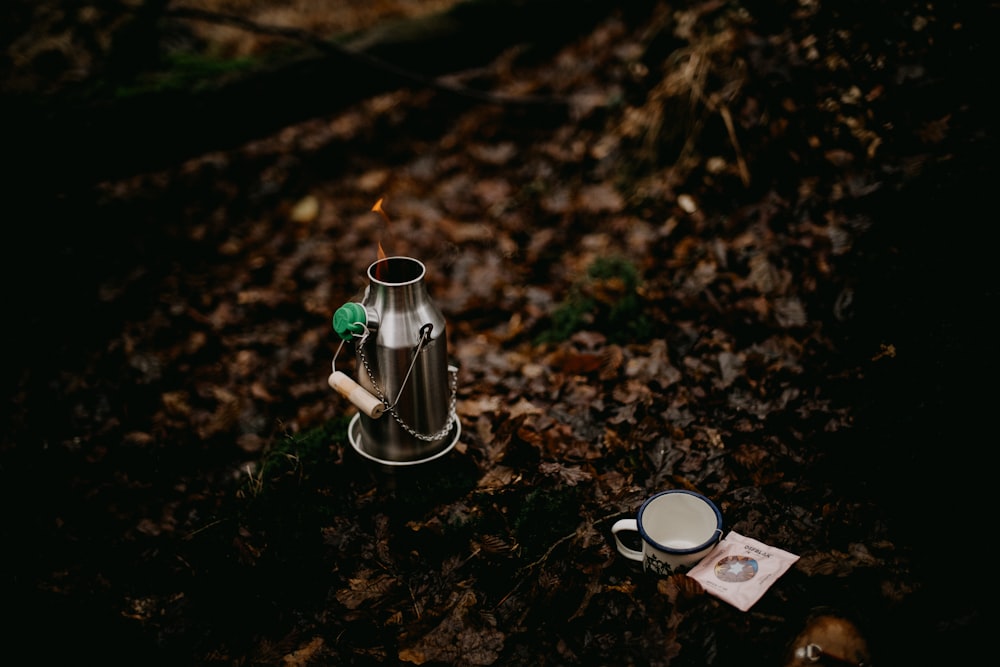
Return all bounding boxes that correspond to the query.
[2,1,996,665]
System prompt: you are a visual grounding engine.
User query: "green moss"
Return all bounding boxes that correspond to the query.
[536,255,653,344]
[240,417,350,510]
[112,52,262,98]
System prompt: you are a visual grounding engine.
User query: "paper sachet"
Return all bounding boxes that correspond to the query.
[685,530,799,611]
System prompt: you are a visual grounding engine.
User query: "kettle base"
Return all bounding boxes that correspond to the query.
[348,412,461,467]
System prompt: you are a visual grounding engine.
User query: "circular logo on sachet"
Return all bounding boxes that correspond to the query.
[714,555,758,582]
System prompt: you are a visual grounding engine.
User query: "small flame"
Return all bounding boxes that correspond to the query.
[372,198,390,279]
[372,197,391,225]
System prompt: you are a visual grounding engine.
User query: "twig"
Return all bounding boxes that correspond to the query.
[717,102,751,186]
[492,510,623,611]
[182,518,226,540]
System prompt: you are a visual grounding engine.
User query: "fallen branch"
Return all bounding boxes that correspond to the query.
[6,0,624,194]
[167,6,567,108]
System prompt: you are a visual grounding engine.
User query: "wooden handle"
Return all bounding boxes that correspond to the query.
[328,371,385,419]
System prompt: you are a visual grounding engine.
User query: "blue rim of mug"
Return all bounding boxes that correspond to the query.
[636,489,724,554]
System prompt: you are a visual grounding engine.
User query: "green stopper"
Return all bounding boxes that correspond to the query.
[333,302,367,341]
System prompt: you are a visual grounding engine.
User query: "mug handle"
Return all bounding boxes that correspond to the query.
[611,519,643,561]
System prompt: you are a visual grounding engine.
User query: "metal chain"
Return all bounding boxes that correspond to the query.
[388,366,457,441]
[356,327,457,442]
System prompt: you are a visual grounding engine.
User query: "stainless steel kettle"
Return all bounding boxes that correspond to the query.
[330,256,459,465]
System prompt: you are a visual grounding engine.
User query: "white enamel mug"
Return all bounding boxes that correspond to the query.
[612,490,724,576]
